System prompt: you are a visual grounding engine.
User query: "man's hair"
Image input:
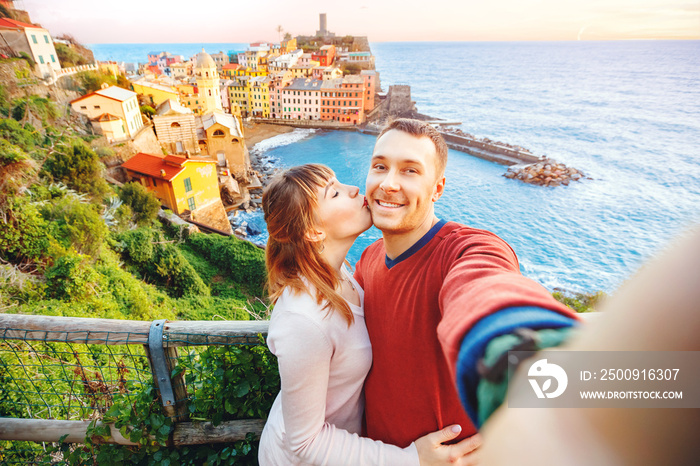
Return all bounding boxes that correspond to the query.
[377,118,448,176]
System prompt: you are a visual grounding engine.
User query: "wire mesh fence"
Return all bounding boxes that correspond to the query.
[0,315,275,465]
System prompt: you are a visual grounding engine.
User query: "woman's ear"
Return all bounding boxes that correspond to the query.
[304,228,326,244]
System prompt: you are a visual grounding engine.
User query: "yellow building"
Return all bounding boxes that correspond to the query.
[121,152,232,234]
[194,49,223,115]
[70,86,143,142]
[228,77,251,117]
[249,76,270,118]
[131,79,180,107]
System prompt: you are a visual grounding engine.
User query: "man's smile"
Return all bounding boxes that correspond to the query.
[376,200,404,208]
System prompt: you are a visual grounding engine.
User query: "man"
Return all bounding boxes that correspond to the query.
[354,119,579,457]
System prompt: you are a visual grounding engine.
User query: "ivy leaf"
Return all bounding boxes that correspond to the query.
[235,380,250,397]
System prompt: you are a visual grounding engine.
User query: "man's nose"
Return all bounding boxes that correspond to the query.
[380,170,399,192]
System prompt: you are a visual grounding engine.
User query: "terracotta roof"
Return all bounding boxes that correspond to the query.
[121,153,215,182]
[163,155,187,166]
[0,18,40,30]
[121,153,185,181]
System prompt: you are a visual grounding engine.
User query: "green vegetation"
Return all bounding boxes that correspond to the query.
[140,104,155,119]
[553,290,606,313]
[119,181,160,225]
[54,43,92,68]
[0,90,276,464]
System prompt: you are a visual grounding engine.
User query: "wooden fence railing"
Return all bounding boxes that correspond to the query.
[0,314,271,447]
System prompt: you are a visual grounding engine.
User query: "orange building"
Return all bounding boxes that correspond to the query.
[361,70,378,112]
[312,45,336,67]
[320,75,365,124]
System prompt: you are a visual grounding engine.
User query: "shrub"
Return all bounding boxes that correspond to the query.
[75,70,117,94]
[0,198,51,265]
[44,252,100,301]
[118,228,209,298]
[119,227,155,263]
[119,182,160,226]
[187,233,266,288]
[140,105,155,118]
[18,51,35,68]
[145,243,210,297]
[54,43,91,68]
[40,196,109,258]
[10,95,60,122]
[0,139,27,166]
[43,139,109,197]
[0,118,42,151]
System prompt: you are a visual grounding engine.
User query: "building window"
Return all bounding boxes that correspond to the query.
[80,105,87,109]
[184,177,192,192]
[187,196,196,211]
[31,35,37,44]
[94,105,100,109]
[171,122,181,127]
[44,35,49,44]
[213,129,225,137]
[50,54,56,63]
[39,56,44,64]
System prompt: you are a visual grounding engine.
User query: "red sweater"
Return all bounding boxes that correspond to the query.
[355,221,576,446]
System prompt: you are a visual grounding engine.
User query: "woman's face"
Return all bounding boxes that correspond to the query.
[314,177,372,242]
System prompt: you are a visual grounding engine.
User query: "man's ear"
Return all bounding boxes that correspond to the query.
[304,228,326,244]
[432,176,446,202]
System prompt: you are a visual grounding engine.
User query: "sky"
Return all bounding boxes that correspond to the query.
[19,0,700,44]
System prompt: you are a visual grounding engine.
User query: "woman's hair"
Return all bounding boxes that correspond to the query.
[262,164,354,325]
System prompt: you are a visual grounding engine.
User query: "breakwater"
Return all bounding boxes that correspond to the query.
[250,115,586,187]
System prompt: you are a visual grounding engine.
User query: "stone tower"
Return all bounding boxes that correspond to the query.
[194,49,222,114]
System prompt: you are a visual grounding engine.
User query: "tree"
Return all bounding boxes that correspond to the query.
[283,32,292,41]
[119,182,160,225]
[140,105,155,119]
[277,25,284,42]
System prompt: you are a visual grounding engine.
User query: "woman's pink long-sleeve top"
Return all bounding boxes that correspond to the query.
[258,270,419,465]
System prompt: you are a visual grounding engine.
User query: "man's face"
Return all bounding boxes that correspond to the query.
[366,129,445,235]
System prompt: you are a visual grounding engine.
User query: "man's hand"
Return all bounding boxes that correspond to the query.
[415,425,482,465]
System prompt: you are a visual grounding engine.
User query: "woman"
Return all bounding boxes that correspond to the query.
[259,164,471,465]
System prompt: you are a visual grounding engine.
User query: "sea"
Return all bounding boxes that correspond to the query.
[90,41,700,294]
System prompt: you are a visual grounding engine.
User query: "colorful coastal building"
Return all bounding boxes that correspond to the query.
[120,152,232,234]
[197,111,248,177]
[268,71,293,119]
[312,45,336,67]
[70,86,143,141]
[249,75,271,118]
[152,99,198,155]
[320,76,365,124]
[210,51,229,73]
[0,18,61,78]
[281,78,322,120]
[361,69,378,112]
[131,79,180,107]
[193,49,223,115]
[170,61,192,79]
[221,63,241,79]
[228,76,251,117]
